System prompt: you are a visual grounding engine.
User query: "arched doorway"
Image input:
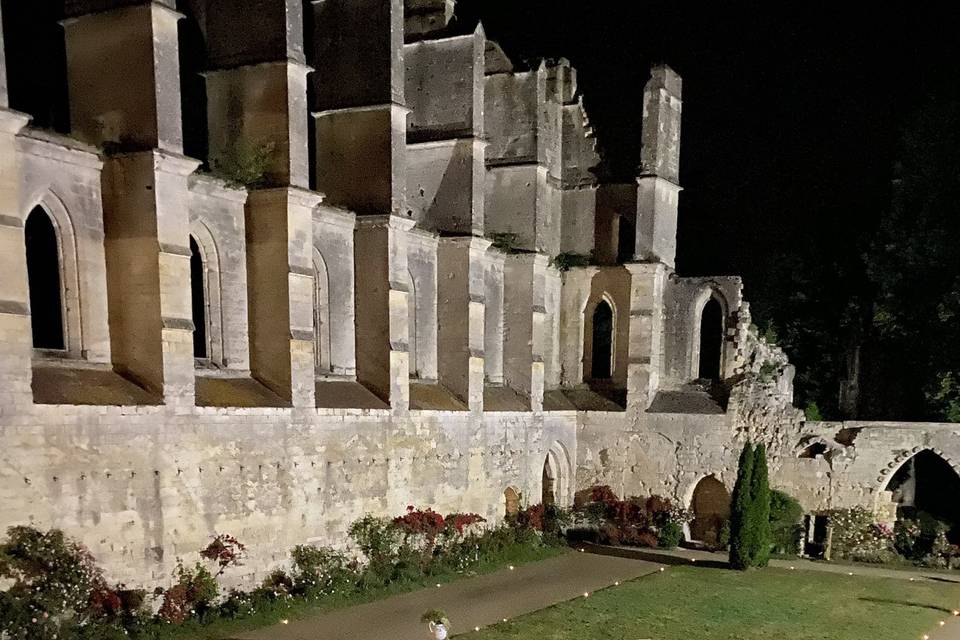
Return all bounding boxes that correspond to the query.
[591,300,614,379]
[689,475,731,546]
[189,236,208,359]
[886,450,960,543]
[24,206,65,350]
[504,487,520,517]
[542,456,556,506]
[541,442,571,507]
[698,297,723,380]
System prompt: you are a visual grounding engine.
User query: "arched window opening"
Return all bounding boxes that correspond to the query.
[689,475,731,546]
[1,0,71,132]
[24,207,65,350]
[189,237,208,359]
[616,215,635,263]
[504,487,520,518]
[407,271,419,378]
[886,450,960,545]
[591,300,614,379]
[698,297,724,380]
[313,255,331,373]
[177,1,208,165]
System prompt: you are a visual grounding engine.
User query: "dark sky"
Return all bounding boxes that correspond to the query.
[456,2,960,315]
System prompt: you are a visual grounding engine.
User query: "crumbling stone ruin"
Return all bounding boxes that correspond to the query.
[0,0,957,586]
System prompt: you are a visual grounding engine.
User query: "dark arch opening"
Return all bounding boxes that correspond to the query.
[690,475,730,546]
[25,207,65,350]
[1,0,71,133]
[698,297,723,380]
[177,1,209,166]
[886,450,960,544]
[189,237,207,359]
[591,300,613,379]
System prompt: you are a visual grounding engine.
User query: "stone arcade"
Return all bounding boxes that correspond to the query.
[0,0,957,587]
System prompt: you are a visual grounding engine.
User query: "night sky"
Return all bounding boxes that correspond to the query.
[457,2,958,303]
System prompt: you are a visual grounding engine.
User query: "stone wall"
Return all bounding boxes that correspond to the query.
[0,404,577,589]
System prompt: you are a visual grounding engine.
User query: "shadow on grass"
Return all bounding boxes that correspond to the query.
[923,575,960,584]
[580,542,729,570]
[859,597,955,613]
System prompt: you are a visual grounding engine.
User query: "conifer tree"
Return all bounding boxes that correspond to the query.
[728,441,755,570]
[750,443,772,567]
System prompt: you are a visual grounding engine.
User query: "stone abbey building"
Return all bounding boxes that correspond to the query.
[1,0,959,586]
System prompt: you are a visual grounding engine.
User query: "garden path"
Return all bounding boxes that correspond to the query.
[228,551,657,640]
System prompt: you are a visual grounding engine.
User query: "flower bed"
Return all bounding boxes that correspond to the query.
[0,506,559,639]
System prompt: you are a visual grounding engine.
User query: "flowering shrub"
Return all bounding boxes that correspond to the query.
[444,512,486,536]
[200,533,246,577]
[290,544,356,595]
[159,561,219,622]
[827,507,897,562]
[0,525,107,639]
[571,487,689,550]
[393,506,447,543]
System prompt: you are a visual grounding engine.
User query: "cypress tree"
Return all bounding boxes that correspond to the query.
[750,443,772,567]
[728,441,755,570]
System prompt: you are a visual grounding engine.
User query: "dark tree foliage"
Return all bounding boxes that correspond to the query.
[859,101,960,422]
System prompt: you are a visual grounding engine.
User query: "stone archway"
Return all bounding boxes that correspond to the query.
[541,441,572,507]
[689,475,730,546]
[885,449,960,543]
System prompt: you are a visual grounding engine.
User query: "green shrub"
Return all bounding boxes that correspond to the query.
[804,402,824,421]
[348,515,402,566]
[657,521,683,549]
[488,232,523,253]
[209,140,276,188]
[769,489,803,555]
[550,252,592,272]
[718,520,731,550]
[290,544,355,594]
[159,561,219,622]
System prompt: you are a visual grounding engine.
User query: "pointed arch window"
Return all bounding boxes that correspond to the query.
[189,236,208,359]
[24,206,66,351]
[591,299,614,379]
[698,297,724,380]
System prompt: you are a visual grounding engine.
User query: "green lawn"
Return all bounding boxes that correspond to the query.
[472,565,960,640]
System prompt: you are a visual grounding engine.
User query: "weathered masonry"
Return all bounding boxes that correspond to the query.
[0,0,954,587]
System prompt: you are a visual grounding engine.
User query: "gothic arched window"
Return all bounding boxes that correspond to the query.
[698,297,724,380]
[24,206,65,350]
[591,300,614,379]
[189,236,208,359]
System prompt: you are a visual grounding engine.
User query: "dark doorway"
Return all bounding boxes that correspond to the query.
[690,475,730,546]
[698,297,723,380]
[24,207,65,350]
[886,450,960,543]
[591,300,613,379]
[189,237,207,359]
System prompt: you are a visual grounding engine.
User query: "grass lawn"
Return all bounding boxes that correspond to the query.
[147,543,565,640]
[472,564,960,640]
